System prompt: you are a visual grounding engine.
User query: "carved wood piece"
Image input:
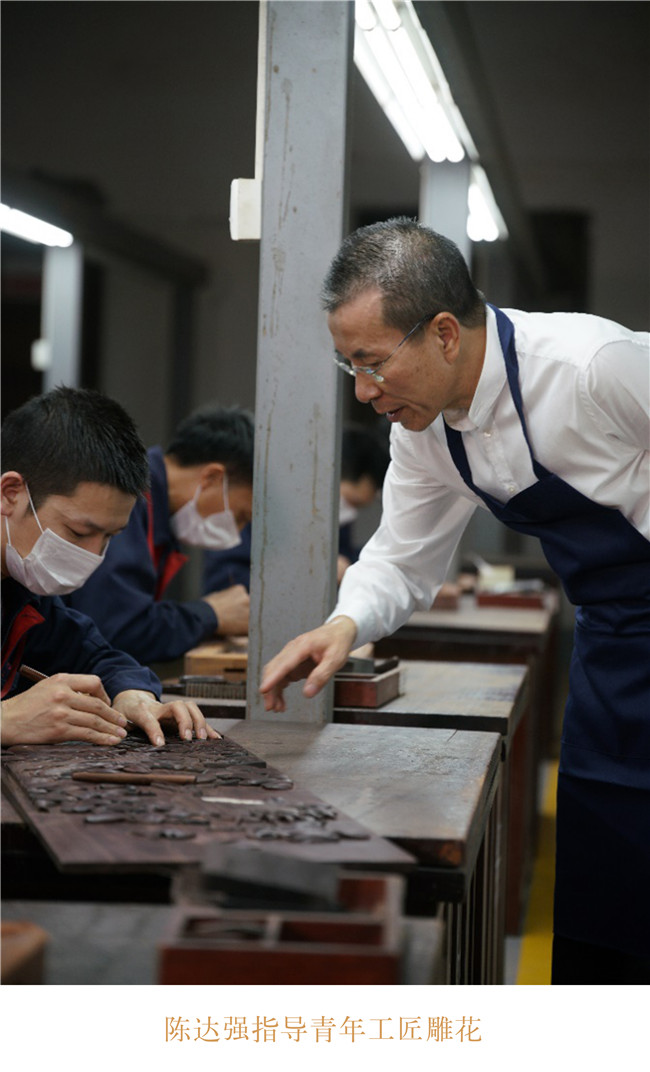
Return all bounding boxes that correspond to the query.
[2,735,413,874]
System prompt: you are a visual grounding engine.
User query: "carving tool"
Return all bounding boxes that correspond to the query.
[18,664,48,684]
[73,770,197,786]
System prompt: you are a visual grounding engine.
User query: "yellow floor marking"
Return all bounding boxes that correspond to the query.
[516,760,559,985]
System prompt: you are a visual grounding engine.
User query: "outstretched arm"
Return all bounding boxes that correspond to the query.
[259,615,358,713]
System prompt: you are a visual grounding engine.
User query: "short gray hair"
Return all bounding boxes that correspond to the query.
[322,217,486,331]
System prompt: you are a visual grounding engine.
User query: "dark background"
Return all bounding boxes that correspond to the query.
[3,1,649,443]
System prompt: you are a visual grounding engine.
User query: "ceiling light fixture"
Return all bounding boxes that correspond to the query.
[354,0,508,241]
[354,0,467,164]
[467,166,507,243]
[0,204,74,247]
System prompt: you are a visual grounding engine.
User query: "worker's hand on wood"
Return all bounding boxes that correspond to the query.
[0,674,128,746]
[112,690,221,748]
[259,615,358,713]
[202,584,250,636]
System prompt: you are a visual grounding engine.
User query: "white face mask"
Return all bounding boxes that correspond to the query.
[4,485,105,596]
[171,474,242,550]
[339,495,359,528]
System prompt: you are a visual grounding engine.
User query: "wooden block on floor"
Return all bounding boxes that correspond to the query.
[1,920,49,984]
[158,872,404,985]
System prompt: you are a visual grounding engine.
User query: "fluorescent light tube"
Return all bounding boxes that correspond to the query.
[356,0,377,31]
[0,204,74,247]
[372,0,401,31]
[355,0,507,242]
[467,186,499,242]
[355,0,466,164]
[467,167,507,242]
[354,26,424,160]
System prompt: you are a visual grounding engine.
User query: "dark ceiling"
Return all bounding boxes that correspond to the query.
[2,0,648,423]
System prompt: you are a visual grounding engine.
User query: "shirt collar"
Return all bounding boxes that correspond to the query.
[443,305,506,431]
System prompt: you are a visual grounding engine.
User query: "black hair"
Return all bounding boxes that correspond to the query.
[1,386,149,508]
[165,405,254,485]
[322,217,486,331]
[341,422,390,489]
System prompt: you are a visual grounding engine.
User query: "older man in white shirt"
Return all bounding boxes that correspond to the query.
[260,217,650,984]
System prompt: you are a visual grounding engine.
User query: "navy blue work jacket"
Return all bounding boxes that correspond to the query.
[1,577,161,700]
[66,447,218,664]
[202,522,359,594]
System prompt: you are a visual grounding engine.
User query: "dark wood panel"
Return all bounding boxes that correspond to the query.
[2,735,413,875]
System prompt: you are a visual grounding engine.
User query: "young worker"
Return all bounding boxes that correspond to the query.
[201,422,390,592]
[1,387,217,748]
[66,405,254,664]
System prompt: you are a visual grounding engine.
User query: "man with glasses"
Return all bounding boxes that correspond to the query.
[260,217,650,984]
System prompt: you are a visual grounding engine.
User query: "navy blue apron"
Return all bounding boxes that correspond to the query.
[444,305,650,962]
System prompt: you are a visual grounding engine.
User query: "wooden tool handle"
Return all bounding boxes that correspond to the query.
[19,664,49,683]
[72,771,196,786]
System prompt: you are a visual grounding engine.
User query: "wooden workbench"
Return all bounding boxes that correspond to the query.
[373,592,561,908]
[209,719,503,984]
[379,593,559,648]
[374,591,560,752]
[161,650,530,735]
[163,658,531,936]
[2,720,501,984]
[334,659,528,736]
[334,659,532,936]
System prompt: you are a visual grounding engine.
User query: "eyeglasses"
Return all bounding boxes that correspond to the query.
[333,313,436,384]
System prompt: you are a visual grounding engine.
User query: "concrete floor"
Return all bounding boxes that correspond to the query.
[2,900,450,985]
[2,901,172,984]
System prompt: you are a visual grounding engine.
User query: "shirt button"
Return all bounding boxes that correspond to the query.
[483,431,492,438]
[508,485,517,494]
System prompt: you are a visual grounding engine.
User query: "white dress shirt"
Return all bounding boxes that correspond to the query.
[331,305,650,647]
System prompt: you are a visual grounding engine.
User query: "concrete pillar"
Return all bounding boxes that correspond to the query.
[39,244,84,390]
[247,1,352,722]
[419,159,471,263]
